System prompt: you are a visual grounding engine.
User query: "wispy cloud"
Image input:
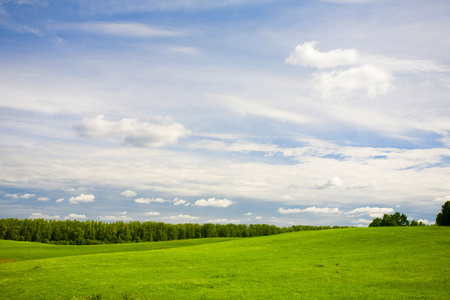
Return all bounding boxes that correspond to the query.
[278,207,342,214]
[52,22,182,38]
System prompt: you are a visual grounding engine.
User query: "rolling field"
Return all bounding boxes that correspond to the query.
[1,227,449,299]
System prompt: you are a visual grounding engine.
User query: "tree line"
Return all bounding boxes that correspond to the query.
[368,201,450,227]
[0,218,348,245]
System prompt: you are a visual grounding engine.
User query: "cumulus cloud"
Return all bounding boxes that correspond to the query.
[78,114,190,147]
[20,193,35,199]
[417,219,433,225]
[173,198,190,206]
[4,194,19,199]
[144,211,160,216]
[64,213,87,220]
[135,197,168,204]
[193,198,234,208]
[346,206,394,218]
[37,197,49,201]
[29,212,60,219]
[278,207,342,214]
[68,194,95,204]
[55,198,65,203]
[100,215,133,221]
[313,65,393,99]
[245,212,253,216]
[286,41,359,69]
[121,190,137,197]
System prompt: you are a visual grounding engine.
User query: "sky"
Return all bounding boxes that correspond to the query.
[1,0,449,227]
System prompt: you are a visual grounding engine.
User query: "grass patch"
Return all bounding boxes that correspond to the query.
[1,227,449,299]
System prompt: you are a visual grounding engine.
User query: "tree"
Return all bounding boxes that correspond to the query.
[368,212,409,227]
[369,217,383,227]
[410,219,419,226]
[436,201,450,226]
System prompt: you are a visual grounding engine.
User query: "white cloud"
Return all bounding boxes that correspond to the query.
[220,95,313,124]
[64,213,87,220]
[168,214,199,220]
[20,193,35,199]
[37,197,49,201]
[29,212,60,219]
[193,198,234,208]
[54,22,181,38]
[255,216,262,220]
[135,197,168,204]
[68,194,95,204]
[417,219,433,225]
[144,211,160,216]
[245,212,252,216]
[4,194,19,199]
[278,207,342,214]
[278,208,302,214]
[433,195,450,203]
[352,218,372,224]
[313,64,393,99]
[286,41,359,69]
[121,190,137,197]
[55,198,65,203]
[119,211,127,215]
[313,177,344,189]
[346,207,394,218]
[173,198,189,206]
[100,215,132,221]
[206,218,242,224]
[78,115,190,147]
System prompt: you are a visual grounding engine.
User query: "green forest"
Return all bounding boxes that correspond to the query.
[0,218,346,245]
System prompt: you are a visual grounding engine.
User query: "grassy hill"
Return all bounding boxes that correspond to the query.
[1,227,449,299]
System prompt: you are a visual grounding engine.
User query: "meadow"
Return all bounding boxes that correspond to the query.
[1,227,449,299]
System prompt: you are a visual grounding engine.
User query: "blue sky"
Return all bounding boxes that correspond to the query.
[1,0,449,226]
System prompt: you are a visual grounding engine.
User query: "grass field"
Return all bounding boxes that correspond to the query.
[1,227,449,299]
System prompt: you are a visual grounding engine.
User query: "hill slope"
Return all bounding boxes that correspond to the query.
[1,227,449,299]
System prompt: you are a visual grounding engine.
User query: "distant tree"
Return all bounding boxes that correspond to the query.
[410,219,419,226]
[368,212,409,227]
[436,201,450,226]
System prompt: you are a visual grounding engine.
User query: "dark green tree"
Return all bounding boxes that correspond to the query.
[368,212,409,227]
[436,201,450,226]
[368,217,383,227]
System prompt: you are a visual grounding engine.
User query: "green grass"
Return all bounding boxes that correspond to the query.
[1,227,449,299]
